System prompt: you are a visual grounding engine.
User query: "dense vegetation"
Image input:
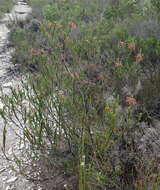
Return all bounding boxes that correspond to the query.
[0,0,13,17]
[1,0,160,189]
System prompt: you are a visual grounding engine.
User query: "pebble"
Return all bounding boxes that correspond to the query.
[7,177,18,183]
[2,176,8,181]
[3,82,13,87]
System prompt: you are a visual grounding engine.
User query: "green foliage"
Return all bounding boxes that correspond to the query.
[43,4,60,22]
[0,0,13,17]
[151,0,160,13]
[104,0,140,20]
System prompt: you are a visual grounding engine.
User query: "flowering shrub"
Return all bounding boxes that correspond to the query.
[2,0,160,189]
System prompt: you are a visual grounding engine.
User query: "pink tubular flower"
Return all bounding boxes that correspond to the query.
[128,43,136,51]
[126,97,138,105]
[69,22,77,29]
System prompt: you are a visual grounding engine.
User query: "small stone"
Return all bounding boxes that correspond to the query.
[2,176,8,181]
[3,82,12,87]
[7,176,18,183]
[8,148,13,155]
[5,186,10,190]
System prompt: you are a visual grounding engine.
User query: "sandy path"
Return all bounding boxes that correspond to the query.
[0,1,35,189]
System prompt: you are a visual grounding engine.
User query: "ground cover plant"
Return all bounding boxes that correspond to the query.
[2,0,160,189]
